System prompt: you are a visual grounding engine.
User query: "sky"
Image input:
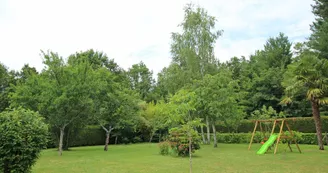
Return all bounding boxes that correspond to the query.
[0,0,315,78]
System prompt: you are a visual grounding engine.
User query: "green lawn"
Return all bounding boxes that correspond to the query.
[32,143,328,173]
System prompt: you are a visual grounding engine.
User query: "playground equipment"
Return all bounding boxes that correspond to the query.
[248,118,302,154]
[256,134,277,154]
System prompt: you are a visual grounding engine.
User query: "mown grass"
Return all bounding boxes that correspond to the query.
[32,143,328,173]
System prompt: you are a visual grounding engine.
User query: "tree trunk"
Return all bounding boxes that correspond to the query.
[200,126,206,144]
[102,125,113,151]
[149,130,155,143]
[104,126,113,151]
[189,135,192,173]
[212,124,217,148]
[311,100,324,150]
[206,116,210,144]
[104,131,110,151]
[115,136,118,145]
[59,127,65,156]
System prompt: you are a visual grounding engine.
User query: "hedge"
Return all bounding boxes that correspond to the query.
[216,116,328,133]
[216,132,328,145]
[45,116,328,149]
[47,125,146,149]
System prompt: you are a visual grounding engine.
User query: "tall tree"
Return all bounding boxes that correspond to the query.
[223,57,252,115]
[170,3,221,79]
[156,63,192,101]
[140,101,168,143]
[281,53,328,150]
[166,89,202,173]
[0,63,16,112]
[309,0,328,59]
[69,49,130,86]
[128,61,155,102]
[10,51,97,156]
[68,49,109,69]
[16,64,38,83]
[93,68,140,151]
[246,33,292,115]
[194,69,243,147]
[170,3,222,143]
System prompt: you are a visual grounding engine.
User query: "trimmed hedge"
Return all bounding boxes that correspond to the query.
[47,125,147,149]
[216,132,326,145]
[216,116,328,133]
[69,126,106,147]
[44,116,328,149]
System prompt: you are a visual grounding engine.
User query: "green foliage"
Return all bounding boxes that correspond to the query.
[93,66,140,136]
[158,141,170,155]
[65,126,105,147]
[167,127,201,157]
[215,132,319,145]
[309,0,328,59]
[46,125,106,149]
[282,53,328,104]
[132,136,142,143]
[251,105,285,120]
[3,2,328,156]
[244,33,292,114]
[128,61,156,102]
[0,63,16,112]
[167,89,197,124]
[298,133,320,145]
[282,51,328,149]
[0,108,48,173]
[194,70,244,122]
[139,101,169,142]
[214,116,328,133]
[216,133,254,143]
[156,63,191,99]
[10,51,103,155]
[164,3,221,96]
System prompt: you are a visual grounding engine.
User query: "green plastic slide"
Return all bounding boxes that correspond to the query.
[256,134,278,154]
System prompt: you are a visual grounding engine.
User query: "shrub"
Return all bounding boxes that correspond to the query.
[0,108,48,173]
[216,132,319,145]
[215,116,328,133]
[70,126,105,147]
[158,141,170,155]
[298,133,318,144]
[132,136,142,143]
[166,127,201,157]
[122,137,130,144]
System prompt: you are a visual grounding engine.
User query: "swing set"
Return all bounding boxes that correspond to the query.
[248,118,302,154]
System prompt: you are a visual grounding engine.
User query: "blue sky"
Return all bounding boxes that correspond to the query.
[0,0,315,77]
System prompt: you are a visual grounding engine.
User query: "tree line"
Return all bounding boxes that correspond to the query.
[1,1,328,154]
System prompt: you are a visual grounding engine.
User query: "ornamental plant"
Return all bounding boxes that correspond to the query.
[0,108,48,173]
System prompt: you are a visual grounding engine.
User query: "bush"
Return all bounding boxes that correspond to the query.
[158,141,170,155]
[215,116,328,133]
[48,125,106,149]
[216,132,319,145]
[0,108,48,173]
[166,127,201,157]
[70,126,105,147]
[132,136,142,143]
[122,137,130,144]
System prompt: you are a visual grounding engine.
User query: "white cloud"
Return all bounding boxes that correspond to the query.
[0,0,315,78]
